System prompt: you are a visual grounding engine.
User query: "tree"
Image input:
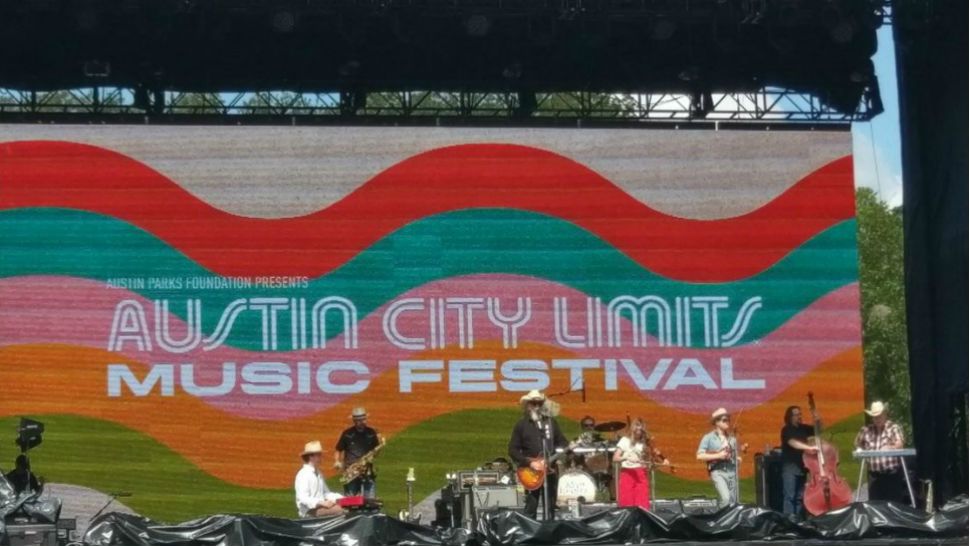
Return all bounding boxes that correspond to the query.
[856,187,911,437]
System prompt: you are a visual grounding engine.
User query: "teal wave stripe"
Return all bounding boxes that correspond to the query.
[0,207,858,350]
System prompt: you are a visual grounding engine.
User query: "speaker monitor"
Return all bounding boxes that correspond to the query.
[755,450,784,512]
[651,498,719,516]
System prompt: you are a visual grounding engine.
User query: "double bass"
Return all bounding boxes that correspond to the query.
[802,392,853,515]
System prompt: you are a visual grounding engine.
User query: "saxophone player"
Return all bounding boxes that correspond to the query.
[334,407,380,498]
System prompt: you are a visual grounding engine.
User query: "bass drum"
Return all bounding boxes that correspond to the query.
[557,469,598,505]
[584,453,611,475]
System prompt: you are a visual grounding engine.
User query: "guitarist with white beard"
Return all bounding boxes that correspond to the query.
[508,390,568,519]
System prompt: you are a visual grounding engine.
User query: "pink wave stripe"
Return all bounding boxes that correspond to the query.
[0,275,860,417]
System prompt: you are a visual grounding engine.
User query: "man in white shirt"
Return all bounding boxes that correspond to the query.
[294,440,344,518]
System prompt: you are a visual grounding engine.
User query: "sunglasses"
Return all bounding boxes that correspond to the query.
[717,416,731,422]
[581,423,595,429]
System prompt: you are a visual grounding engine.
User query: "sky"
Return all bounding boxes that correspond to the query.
[851,24,903,207]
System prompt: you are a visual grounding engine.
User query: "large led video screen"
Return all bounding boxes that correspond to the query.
[0,125,860,519]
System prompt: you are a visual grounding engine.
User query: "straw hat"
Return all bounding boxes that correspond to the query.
[710,407,730,423]
[301,440,324,456]
[519,390,546,404]
[864,401,887,417]
[350,407,368,419]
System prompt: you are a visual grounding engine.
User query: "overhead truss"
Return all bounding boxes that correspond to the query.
[0,86,877,124]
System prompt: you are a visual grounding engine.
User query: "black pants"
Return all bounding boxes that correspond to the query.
[869,469,908,504]
[524,474,558,519]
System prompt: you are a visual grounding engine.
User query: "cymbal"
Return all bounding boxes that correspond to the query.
[593,421,626,432]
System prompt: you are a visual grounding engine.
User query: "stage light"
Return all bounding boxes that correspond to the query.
[502,62,523,81]
[16,417,44,452]
[690,90,714,118]
[271,10,297,34]
[678,66,700,82]
[464,14,491,37]
[339,60,361,77]
[650,18,676,41]
[83,60,111,78]
[515,91,537,118]
[133,86,150,111]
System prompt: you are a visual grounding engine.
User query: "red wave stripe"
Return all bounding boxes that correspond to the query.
[0,141,854,282]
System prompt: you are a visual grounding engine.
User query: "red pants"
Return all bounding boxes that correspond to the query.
[618,467,650,510]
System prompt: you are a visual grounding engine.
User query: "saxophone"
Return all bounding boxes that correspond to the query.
[340,436,386,484]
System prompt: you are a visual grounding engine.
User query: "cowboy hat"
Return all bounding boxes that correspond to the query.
[710,407,730,422]
[350,407,368,419]
[519,390,546,404]
[864,401,887,417]
[301,440,324,456]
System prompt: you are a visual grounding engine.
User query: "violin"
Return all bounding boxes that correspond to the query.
[644,434,677,474]
[624,415,676,473]
[802,392,853,515]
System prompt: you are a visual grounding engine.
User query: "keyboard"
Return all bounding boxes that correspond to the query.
[852,448,916,458]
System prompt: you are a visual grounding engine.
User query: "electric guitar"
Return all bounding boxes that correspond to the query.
[516,450,570,491]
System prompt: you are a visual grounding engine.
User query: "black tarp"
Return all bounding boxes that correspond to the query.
[80,500,967,546]
[893,0,969,504]
[0,472,61,525]
[83,512,473,546]
[477,501,968,544]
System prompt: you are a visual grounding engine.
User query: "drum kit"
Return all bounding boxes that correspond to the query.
[556,420,626,506]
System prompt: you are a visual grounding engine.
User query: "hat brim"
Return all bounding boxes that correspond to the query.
[864,409,885,417]
[301,449,324,456]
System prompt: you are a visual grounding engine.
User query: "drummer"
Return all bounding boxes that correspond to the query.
[576,416,605,445]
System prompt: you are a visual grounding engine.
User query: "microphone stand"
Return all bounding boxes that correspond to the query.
[541,415,552,521]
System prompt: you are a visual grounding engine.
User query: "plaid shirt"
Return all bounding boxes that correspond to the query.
[854,420,905,473]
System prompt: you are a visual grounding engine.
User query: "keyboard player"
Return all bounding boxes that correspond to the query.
[854,401,908,504]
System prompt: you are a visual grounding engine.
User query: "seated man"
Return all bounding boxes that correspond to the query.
[294,441,344,518]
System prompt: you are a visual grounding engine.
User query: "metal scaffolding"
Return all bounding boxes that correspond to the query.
[0,86,878,125]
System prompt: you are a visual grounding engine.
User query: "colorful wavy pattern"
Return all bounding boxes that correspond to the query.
[0,138,861,495]
[0,140,853,283]
[0,343,862,485]
[0,208,858,349]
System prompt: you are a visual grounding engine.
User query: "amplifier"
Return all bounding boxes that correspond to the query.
[651,498,720,516]
[2,523,57,546]
[457,470,502,487]
[651,499,683,515]
[578,502,616,517]
[754,451,784,512]
[469,485,520,510]
[680,497,719,515]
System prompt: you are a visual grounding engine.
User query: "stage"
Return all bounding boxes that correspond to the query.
[69,499,969,546]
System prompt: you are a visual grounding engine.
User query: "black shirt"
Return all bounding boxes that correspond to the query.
[508,417,568,468]
[781,424,815,466]
[336,425,380,466]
